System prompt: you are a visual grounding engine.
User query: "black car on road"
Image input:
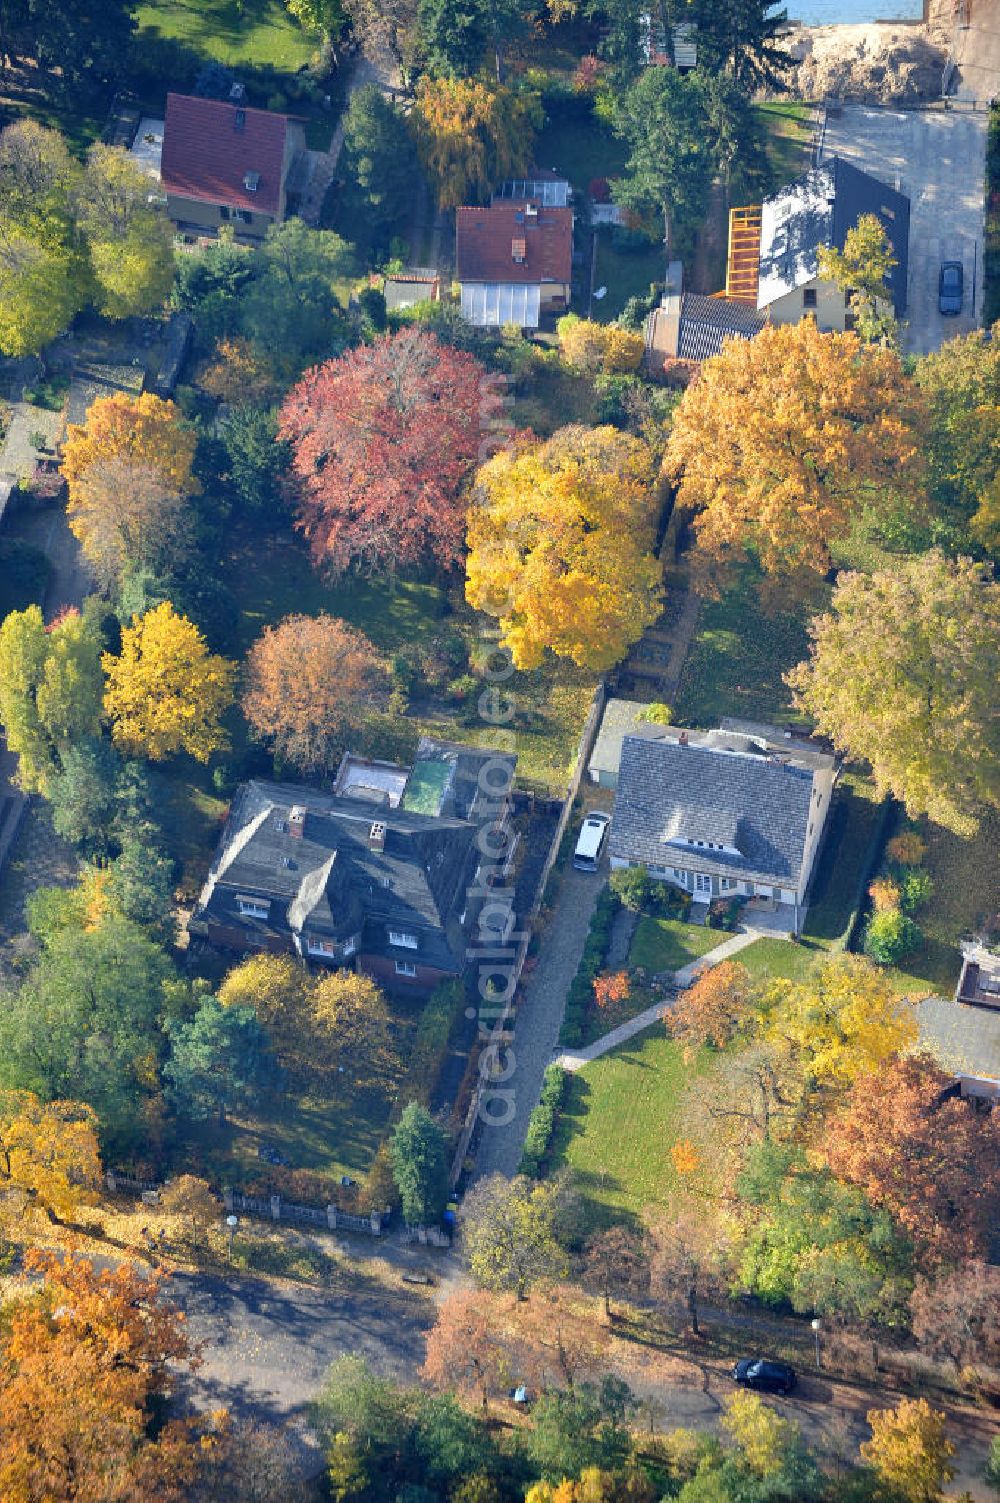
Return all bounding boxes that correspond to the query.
[732,1358,797,1394]
[939,261,964,316]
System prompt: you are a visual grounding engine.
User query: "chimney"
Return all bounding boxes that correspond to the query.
[369,820,386,853]
[288,804,306,839]
[679,731,688,746]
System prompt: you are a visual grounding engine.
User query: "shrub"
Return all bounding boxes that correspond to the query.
[887,831,926,865]
[637,702,673,724]
[406,981,465,1107]
[707,897,742,931]
[864,908,922,965]
[560,886,620,1046]
[519,1065,567,1178]
[900,869,934,913]
[869,877,901,912]
[610,864,690,918]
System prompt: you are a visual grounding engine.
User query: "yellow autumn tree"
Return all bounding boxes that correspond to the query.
[721,1391,801,1477]
[466,424,663,670]
[412,77,540,208]
[0,1091,101,1226]
[102,602,236,762]
[61,391,198,508]
[665,319,926,575]
[557,315,645,375]
[862,1398,955,1503]
[756,953,917,1089]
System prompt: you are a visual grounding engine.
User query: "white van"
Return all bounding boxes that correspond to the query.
[573,812,610,872]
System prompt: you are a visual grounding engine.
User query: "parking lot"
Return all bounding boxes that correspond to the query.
[820,103,987,354]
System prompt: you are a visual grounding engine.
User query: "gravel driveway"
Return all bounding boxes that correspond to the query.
[471,863,605,1182]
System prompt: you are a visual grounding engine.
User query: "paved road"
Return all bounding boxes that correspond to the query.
[819,103,987,355]
[471,864,605,1182]
[168,1261,438,1467]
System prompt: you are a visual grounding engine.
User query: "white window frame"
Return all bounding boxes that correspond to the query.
[394,959,417,978]
[388,929,419,950]
[720,877,736,892]
[694,873,711,894]
[237,897,270,920]
[306,937,336,958]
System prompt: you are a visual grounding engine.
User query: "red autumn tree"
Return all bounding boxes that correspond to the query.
[825,1055,1000,1265]
[910,1261,1000,1372]
[242,612,386,773]
[0,1249,207,1500]
[278,327,489,577]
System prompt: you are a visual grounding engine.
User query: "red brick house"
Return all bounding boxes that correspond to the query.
[160,92,305,242]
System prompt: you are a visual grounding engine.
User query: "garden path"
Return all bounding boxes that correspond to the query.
[554,928,761,1072]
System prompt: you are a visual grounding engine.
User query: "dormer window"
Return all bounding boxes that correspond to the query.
[306,936,335,957]
[243,170,260,193]
[388,929,418,949]
[237,896,270,920]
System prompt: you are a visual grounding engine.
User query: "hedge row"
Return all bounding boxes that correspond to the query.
[519,1065,568,1179]
[559,886,620,1048]
[406,980,466,1108]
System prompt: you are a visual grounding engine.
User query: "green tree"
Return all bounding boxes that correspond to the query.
[735,1142,913,1324]
[165,997,277,1124]
[913,324,1000,551]
[460,1173,569,1298]
[412,1394,499,1493]
[284,0,347,36]
[220,407,288,513]
[612,68,714,257]
[338,85,417,255]
[694,0,791,92]
[390,1102,450,1227]
[818,213,899,346]
[0,916,173,1154]
[0,0,135,104]
[313,1355,414,1495]
[527,1387,606,1483]
[46,738,120,852]
[787,551,1000,836]
[172,231,255,341]
[107,833,176,942]
[78,145,174,318]
[418,0,490,76]
[0,605,104,796]
[239,218,355,378]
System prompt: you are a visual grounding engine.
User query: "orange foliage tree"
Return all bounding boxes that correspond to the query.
[242,613,386,774]
[826,1054,1000,1265]
[0,1250,210,1501]
[592,970,630,1009]
[61,391,198,506]
[412,77,539,208]
[665,319,926,576]
[580,1224,650,1319]
[665,959,755,1050]
[421,1288,522,1412]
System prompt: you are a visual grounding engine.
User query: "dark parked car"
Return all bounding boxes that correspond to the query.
[732,1358,797,1394]
[939,261,964,316]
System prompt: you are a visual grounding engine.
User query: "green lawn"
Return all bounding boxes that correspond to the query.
[135,0,316,74]
[594,236,667,321]
[879,808,1000,999]
[630,915,724,973]
[738,936,828,984]
[226,528,448,655]
[756,101,815,185]
[674,565,822,729]
[549,1029,716,1221]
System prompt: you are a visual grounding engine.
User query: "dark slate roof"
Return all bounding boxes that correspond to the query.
[609,736,817,886]
[677,294,769,362]
[758,156,910,315]
[195,779,479,972]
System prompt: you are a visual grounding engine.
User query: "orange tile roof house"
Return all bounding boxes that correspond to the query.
[456,199,574,328]
[161,92,306,242]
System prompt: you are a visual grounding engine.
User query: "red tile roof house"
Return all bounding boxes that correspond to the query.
[456,199,574,329]
[161,92,306,242]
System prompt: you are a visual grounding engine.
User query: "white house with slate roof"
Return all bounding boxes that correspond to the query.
[608,723,837,924]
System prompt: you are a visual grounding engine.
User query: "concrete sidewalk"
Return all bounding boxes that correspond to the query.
[555,928,761,1072]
